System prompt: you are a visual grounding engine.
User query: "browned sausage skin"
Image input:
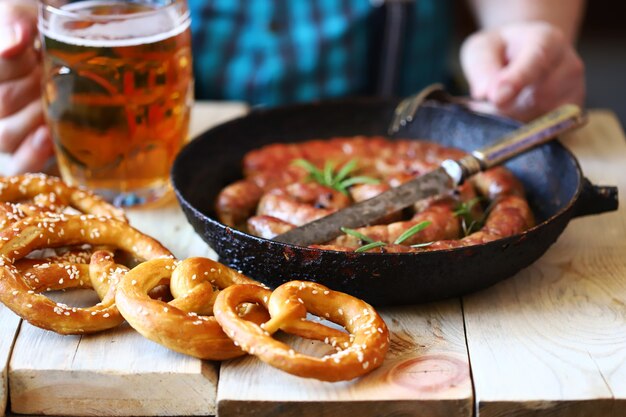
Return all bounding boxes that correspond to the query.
[216,137,534,251]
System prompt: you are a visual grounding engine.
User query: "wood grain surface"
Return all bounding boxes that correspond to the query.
[9,291,219,416]
[218,301,473,417]
[0,306,20,417]
[464,111,626,417]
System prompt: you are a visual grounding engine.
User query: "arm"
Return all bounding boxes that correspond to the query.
[460,0,586,121]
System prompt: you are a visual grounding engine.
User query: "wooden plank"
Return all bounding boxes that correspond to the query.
[464,111,626,417]
[1,306,20,417]
[10,291,218,416]
[6,102,247,416]
[218,300,473,417]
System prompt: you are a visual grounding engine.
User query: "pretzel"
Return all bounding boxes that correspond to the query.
[0,174,125,230]
[14,249,94,291]
[213,281,390,381]
[115,257,269,360]
[0,214,172,334]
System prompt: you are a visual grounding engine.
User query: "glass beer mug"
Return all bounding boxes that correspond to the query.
[38,0,193,206]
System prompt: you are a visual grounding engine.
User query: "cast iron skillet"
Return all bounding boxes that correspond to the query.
[171,99,618,306]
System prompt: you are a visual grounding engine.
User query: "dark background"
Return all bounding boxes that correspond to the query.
[453,2,626,126]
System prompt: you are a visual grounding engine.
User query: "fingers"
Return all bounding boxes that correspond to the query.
[0,99,45,153]
[0,3,37,59]
[497,47,585,121]
[461,21,585,122]
[486,22,566,108]
[460,31,506,100]
[4,125,54,175]
[0,1,41,118]
[0,48,38,82]
[0,65,42,118]
[0,2,50,175]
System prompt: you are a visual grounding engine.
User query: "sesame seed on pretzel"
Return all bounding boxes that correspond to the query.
[0,214,172,334]
[0,174,125,231]
[115,257,269,360]
[213,281,390,381]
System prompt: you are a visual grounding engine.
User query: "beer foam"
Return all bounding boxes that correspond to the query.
[40,0,190,48]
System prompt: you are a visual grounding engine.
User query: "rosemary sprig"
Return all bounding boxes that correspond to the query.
[341,221,431,252]
[393,221,432,245]
[292,158,379,195]
[453,197,484,236]
[340,227,375,244]
[354,241,387,253]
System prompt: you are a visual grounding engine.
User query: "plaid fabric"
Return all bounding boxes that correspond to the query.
[188,0,450,106]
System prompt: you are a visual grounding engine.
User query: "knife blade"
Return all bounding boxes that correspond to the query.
[274,104,585,246]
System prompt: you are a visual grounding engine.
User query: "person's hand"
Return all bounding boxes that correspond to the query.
[0,2,53,175]
[460,21,585,121]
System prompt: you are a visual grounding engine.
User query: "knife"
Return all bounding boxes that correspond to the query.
[274,104,585,246]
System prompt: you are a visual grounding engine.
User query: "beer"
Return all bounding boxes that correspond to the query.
[39,0,193,206]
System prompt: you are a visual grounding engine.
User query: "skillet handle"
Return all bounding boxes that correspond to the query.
[571,177,619,218]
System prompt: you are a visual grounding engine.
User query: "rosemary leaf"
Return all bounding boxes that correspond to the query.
[393,221,432,245]
[339,175,380,188]
[453,197,482,217]
[355,241,387,253]
[323,160,335,186]
[340,227,375,244]
[292,159,324,183]
[293,157,378,194]
[333,159,359,184]
[410,241,434,248]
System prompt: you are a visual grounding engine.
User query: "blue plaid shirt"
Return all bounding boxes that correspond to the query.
[188,0,450,106]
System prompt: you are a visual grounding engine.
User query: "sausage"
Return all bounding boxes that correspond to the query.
[257,183,350,226]
[247,215,295,239]
[217,136,535,252]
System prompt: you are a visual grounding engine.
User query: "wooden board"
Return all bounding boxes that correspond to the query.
[218,300,473,417]
[9,291,219,416]
[0,306,20,417]
[463,111,626,417]
[6,102,248,416]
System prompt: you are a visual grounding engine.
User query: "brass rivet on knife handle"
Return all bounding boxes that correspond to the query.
[471,104,585,170]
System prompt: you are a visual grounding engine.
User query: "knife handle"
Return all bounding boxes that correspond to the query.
[441,104,586,184]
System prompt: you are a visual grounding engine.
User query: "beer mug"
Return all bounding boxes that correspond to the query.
[38,0,193,206]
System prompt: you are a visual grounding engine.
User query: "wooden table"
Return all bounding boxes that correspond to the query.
[1,104,625,417]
